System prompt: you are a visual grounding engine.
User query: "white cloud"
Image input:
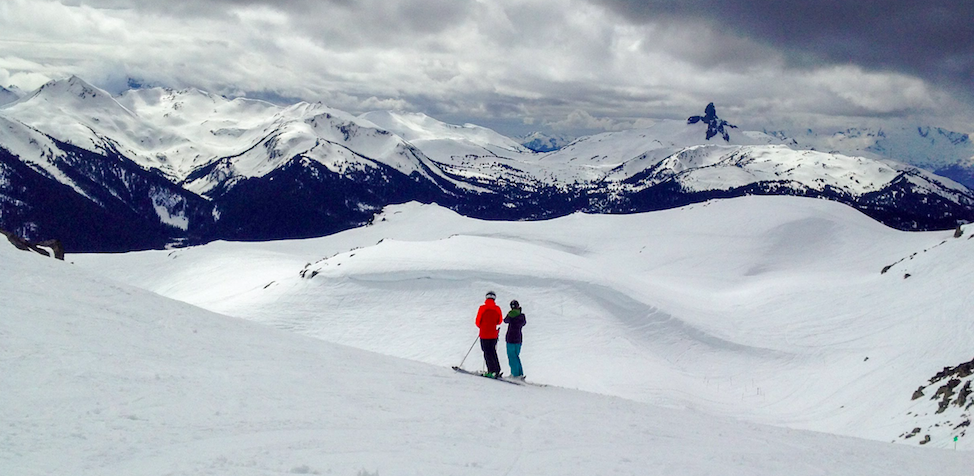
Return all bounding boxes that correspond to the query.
[545,109,629,132]
[0,0,970,136]
[359,96,412,111]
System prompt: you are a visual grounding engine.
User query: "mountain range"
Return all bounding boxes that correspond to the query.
[2,76,973,251]
[769,125,974,190]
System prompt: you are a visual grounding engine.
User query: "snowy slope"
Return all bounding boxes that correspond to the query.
[74,195,974,450]
[0,108,215,250]
[0,85,21,106]
[360,110,529,153]
[358,110,538,190]
[4,213,972,475]
[0,114,95,199]
[112,86,282,179]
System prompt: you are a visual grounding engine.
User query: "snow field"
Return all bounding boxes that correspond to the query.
[74,196,974,449]
[4,229,972,475]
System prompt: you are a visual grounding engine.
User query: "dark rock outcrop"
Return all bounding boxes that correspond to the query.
[687,103,738,142]
[901,357,974,445]
[1,229,64,259]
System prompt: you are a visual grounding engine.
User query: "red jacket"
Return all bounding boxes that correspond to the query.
[476,299,503,339]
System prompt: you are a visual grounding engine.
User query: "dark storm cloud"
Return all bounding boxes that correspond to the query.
[592,0,974,91]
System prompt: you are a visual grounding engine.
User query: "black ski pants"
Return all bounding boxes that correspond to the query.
[480,338,501,374]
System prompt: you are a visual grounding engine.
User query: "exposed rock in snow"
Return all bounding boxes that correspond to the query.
[1,228,64,259]
[687,102,738,142]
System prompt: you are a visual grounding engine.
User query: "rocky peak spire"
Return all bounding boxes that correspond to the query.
[687,102,738,142]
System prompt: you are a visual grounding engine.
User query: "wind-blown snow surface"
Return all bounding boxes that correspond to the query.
[74,196,974,451]
[3,207,971,475]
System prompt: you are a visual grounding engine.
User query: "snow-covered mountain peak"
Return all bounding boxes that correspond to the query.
[0,85,22,107]
[359,110,528,152]
[117,86,280,128]
[3,76,139,127]
[17,76,123,112]
[280,100,324,117]
[119,86,227,111]
[279,100,363,126]
[0,76,148,157]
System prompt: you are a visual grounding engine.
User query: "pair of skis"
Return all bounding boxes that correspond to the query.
[454,337,545,386]
[452,366,545,387]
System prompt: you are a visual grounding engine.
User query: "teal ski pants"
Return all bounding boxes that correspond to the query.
[506,342,523,377]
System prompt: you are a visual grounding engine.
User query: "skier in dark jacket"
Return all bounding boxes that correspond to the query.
[504,299,527,379]
[476,291,503,378]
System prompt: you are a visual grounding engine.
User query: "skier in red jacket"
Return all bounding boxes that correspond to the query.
[476,291,504,378]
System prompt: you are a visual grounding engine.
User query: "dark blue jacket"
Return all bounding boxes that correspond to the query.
[504,309,526,344]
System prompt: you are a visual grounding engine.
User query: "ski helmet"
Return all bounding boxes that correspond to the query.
[510,300,519,309]
[486,291,496,300]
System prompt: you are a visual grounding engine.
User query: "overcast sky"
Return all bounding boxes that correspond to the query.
[1,0,972,137]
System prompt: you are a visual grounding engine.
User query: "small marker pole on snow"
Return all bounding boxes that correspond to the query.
[457,336,479,369]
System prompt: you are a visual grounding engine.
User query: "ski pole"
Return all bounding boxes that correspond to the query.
[458,336,479,368]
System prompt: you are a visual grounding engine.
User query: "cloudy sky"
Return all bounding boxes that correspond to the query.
[1,0,972,137]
